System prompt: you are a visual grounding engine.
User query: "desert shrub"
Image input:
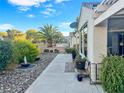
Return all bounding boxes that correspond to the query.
[50,50,53,53]
[44,49,49,53]
[0,40,14,70]
[6,41,19,70]
[15,40,39,63]
[54,49,59,53]
[65,48,73,53]
[101,56,124,93]
[65,48,78,60]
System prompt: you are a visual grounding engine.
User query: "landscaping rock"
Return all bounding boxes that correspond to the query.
[0,53,57,93]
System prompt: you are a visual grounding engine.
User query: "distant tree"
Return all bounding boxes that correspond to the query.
[39,24,59,47]
[0,32,7,37]
[7,29,15,40]
[26,29,37,40]
[7,29,25,41]
[53,31,64,44]
[26,29,45,43]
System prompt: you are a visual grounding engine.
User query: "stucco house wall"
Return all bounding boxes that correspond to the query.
[78,0,124,82]
[78,6,94,63]
[93,21,108,63]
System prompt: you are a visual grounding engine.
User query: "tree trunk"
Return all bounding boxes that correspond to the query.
[47,40,52,47]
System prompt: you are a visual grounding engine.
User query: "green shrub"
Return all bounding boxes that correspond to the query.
[15,40,39,63]
[101,56,124,93]
[0,40,14,70]
[54,49,59,53]
[75,55,82,63]
[6,41,19,70]
[65,48,78,60]
[74,55,86,70]
[44,49,49,53]
[50,50,53,53]
[75,55,87,63]
[65,48,73,53]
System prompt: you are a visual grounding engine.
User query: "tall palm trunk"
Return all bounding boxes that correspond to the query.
[47,40,52,47]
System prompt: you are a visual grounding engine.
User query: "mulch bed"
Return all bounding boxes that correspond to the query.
[0,53,57,93]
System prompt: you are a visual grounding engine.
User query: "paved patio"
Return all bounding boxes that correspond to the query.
[25,54,104,93]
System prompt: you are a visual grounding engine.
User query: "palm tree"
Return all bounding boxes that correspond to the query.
[7,29,15,40]
[39,24,58,47]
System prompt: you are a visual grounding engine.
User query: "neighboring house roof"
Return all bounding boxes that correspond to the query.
[82,2,99,9]
[69,32,75,37]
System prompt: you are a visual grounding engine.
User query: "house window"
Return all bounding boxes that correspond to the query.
[80,25,88,56]
[108,18,124,56]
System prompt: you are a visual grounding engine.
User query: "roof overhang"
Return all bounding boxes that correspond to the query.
[94,0,124,26]
[101,0,118,5]
[94,0,118,14]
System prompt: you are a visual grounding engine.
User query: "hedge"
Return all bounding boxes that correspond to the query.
[101,56,124,93]
[0,40,14,70]
[65,48,78,60]
[15,40,39,63]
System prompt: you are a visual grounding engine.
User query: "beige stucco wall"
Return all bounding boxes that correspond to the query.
[93,21,108,63]
[78,5,108,82]
[78,6,97,82]
[87,12,94,63]
[77,0,124,83]
[90,20,108,82]
[78,7,94,57]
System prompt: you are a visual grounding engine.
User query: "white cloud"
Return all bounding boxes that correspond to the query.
[55,0,70,3]
[18,6,30,11]
[59,22,73,36]
[8,0,47,7]
[27,14,35,18]
[59,22,71,28]
[0,24,14,30]
[41,8,56,16]
[61,32,69,36]
[44,4,53,8]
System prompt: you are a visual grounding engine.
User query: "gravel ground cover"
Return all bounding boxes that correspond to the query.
[0,53,57,93]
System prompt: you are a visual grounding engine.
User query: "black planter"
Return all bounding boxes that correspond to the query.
[72,54,76,60]
[76,62,85,70]
[35,57,40,61]
[72,50,77,60]
[77,74,83,81]
[21,63,30,68]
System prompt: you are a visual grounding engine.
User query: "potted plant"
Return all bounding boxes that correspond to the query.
[75,55,87,70]
[71,48,77,60]
[65,48,78,60]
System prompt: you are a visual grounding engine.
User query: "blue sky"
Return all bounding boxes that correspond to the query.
[0,0,101,36]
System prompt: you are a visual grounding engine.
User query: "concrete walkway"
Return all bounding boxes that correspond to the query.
[25,54,104,93]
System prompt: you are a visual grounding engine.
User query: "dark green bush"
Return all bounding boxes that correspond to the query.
[0,40,14,70]
[44,49,49,53]
[15,40,39,63]
[65,48,78,60]
[54,49,59,53]
[50,50,53,53]
[101,56,124,93]
[65,48,73,53]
